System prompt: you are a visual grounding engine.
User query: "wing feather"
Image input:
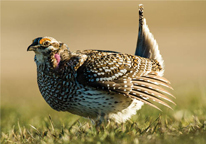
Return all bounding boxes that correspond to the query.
[76,50,175,110]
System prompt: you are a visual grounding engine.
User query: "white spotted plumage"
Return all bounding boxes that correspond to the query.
[27,4,174,124]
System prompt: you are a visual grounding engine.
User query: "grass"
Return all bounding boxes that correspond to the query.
[1,78,206,144]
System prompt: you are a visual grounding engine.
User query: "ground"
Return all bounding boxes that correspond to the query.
[1,79,206,144]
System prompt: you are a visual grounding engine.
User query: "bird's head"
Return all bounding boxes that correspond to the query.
[27,36,63,54]
[27,36,71,66]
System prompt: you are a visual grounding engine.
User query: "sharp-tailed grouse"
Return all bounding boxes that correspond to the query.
[27,5,174,124]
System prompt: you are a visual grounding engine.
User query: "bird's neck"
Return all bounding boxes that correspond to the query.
[35,52,60,70]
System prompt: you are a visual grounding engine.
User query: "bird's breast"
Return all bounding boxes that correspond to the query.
[36,65,79,111]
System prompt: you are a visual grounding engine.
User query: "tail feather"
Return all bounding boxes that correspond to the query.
[143,74,171,84]
[131,91,173,110]
[132,80,174,99]
[131,76,175,110]
[132,86,175,105]
[133,76,173,90]
[131,4,175,110]
[129,93,162,111]
[135,4,164,76]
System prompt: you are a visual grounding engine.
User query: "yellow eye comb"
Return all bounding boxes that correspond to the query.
[39,38,51,45]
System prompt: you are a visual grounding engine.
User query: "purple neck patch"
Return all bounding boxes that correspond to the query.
[54,54,61,68]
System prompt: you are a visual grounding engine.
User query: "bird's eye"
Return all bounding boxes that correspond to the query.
[39,38,51,46]
[42,41,50,46]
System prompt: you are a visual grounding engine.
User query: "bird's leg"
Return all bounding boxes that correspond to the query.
[105,119,111,128]
[95,113,110,132]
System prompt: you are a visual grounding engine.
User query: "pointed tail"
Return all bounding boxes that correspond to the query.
[135,4,164,76]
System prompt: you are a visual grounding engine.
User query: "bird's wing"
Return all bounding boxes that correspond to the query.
[77,51,175,110]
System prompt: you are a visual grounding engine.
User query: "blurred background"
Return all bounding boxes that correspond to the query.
[1,1,206,128]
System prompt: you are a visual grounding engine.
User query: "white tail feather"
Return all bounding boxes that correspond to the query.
[135,4,164,76]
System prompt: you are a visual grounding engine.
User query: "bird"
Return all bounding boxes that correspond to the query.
[27,4,175,124]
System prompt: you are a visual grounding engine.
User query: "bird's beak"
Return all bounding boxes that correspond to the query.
[27,46,34,51]
[27,45,38,51]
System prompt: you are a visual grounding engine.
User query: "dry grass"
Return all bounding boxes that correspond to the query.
[1,78,206,144]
